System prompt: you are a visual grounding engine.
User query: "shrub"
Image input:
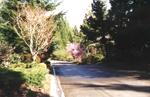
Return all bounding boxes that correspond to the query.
[21,53,32,63]
[0,67,25,90]
[21,53,41,63]
[9,62,49,87]
[10,53,22,63]
[0,42,13,66]
[52,49,73,61]
[82,53,104,64]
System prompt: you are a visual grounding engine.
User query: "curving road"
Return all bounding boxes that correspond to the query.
[53,61,150,97]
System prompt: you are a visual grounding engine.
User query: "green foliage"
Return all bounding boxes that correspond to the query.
[82,53,104,64]
[9,53,21,63]
[0,41,13,65]
[81,0,150,62]
[54,17,74,48]
[52,17,84,60]
[80,0,108,43]
[52,49,73,61]
[0,67,25,91]
[54,17,84,48]
[22,0,58,11]
[0,0,59,53]
[108,0,150,61]
[21,53,32,63]
[9,62,49,87]
[82,43,104,64]
[80,0,107,63]
[72,26,85,43]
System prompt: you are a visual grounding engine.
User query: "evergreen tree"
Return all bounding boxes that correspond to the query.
[81,0,108,43]
[80,0,111,58]
[54,17,73,49]
[70,26,84,44]
[108,0,150,61]
[81,0,150,62]
[108,0,134,49]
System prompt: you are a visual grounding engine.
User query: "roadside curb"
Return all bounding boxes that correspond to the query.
[50,61,65,97]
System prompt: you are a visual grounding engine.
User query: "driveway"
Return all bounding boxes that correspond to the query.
[53,61,150,97]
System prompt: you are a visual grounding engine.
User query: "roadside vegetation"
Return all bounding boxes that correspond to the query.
[80,0,150,66]
[0,0,59,96]
[0,0,150,96]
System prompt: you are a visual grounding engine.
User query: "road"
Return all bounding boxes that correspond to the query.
[53,61,150,97]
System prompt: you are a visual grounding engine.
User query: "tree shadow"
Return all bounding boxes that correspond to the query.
[65,83,150,93]
[53,62,150,95]
[0,68,50,97]
[54,62,150,80]
[101,63,150,80]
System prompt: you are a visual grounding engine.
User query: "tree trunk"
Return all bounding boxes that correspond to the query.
[30,47,38,62]
[32,53,38,62]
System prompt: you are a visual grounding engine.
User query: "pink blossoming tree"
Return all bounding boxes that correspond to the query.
[66,43,84,62]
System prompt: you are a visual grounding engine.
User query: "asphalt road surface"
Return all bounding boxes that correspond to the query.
[53,61,150,97]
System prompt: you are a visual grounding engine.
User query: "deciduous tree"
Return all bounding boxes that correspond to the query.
[14,5,55,61]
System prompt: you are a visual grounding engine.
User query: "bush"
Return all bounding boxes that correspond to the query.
[21,53,41,63]
[0,67,25,91]
[9,62,49,87]
[10,53,22,63]
[82,53,104,64]
[0,42,13,66]
[21,53,32,63]
[52,49,73,61]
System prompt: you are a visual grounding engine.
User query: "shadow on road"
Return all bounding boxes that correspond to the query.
[52,61,150,97]
[54,63,150,80]
[64,82,150,93]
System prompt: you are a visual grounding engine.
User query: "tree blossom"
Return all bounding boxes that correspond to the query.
[66,43,84,62]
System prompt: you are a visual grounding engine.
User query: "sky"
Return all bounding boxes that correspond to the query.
[56,0,92,28]
[56,0,110,29]
[0,0,110,29]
